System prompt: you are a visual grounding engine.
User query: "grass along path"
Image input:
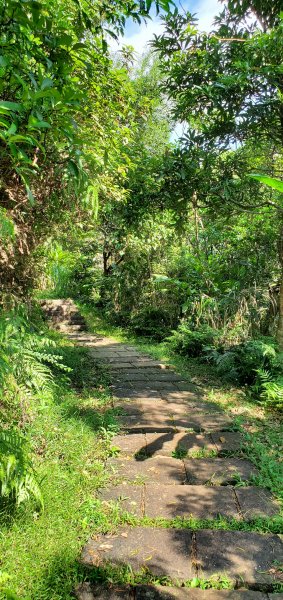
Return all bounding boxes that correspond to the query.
[0,342,120,600]
[2,303,282,599]
[79,303,283,509]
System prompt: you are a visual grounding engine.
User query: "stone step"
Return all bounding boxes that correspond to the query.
[81,527,283,588]
[113,371,184,382]
[108,456,187,484]
[120,412,233,433]
[108,360,172,369]
[107,456,258,486]
[112,431,244,458]
[100,484,279,519]
[183,457,258,484]
[76,582,271,599]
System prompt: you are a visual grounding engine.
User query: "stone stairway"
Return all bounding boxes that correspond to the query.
[40,298,87,332]
[40,305,282,600]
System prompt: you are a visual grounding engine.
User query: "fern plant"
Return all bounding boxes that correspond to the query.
[0,429,43,508]
[254,369,283,410]
[0,306,72,508]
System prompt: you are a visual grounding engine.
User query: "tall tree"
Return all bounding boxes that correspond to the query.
[153,3,283,346]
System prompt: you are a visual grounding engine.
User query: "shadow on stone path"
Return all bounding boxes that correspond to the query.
[41,301,283,600]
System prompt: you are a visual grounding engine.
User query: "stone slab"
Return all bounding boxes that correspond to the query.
[108,457,187,484]
[99,484,144,516]
[111,434,147,456]
[130,382,179,392]
[135,587,269,599]
[195,529,283,586]
[183,458,258,485]
[173,414,233,432]
[144,484,239,519]
[161,391,202,403]
[108,362,134,369]
[81,527,194,581]
[211,432,245,455]
[115,373,154,382]
[145,432,217,458]
[115,403,143,417]
[235,487,280,518]
[75,583,133,599]
[126,361,171,369]
[114,389,162,399]
[120,414,175,433]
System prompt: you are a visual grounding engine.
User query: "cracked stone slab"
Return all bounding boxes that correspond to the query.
[183,458,258,485]
[99,484,144,517]
[135,586,269,599]
[144,484,239,519]
[81,527,194,581]
[195,529,283,587]
[145,432,217,457]
[108,457,187,484]
[111,433,147,456]
[211,432,245,454]
[235,487,280,518]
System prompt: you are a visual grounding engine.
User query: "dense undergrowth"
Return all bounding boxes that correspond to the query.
[0,306,120,599]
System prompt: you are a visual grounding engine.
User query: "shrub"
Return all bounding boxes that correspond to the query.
[130,307,172,340]
[212,340,277,385]
[167,323,219,357]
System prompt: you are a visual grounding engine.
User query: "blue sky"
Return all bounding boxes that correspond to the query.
[110,0,221,53]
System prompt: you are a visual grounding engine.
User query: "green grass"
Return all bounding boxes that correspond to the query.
[80,304,283,507]
[0,342,119,600]
[2,304,282,598]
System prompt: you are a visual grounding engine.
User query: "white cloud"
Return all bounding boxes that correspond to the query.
[108,0,221,54]
[195,0,221,31]
[108,18,164,54]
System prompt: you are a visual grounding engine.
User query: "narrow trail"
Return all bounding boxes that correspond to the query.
[42,300,283,600]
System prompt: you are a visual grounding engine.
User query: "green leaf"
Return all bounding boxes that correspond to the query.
[26,185,35,205]
[0,56,9,68]
[0,101,23,112]
[28,116,51,129]
[249,174,283,193]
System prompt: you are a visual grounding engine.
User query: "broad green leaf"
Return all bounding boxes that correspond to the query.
[249,174,283,193]
[0,101,23,112]
[28,116,51,129]
[40,78,53,91]
[7,123,17,135]
[0,56,9,68]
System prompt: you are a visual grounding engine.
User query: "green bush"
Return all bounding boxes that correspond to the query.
[130,307,172,340]
[211,340,277,385]
[167,323,219,357]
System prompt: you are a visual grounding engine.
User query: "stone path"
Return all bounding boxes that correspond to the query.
[42,302,283,599]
